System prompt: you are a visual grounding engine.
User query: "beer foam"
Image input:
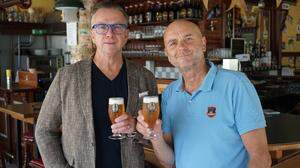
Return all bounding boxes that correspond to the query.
[143,96,159,103]
[109,97,124,105]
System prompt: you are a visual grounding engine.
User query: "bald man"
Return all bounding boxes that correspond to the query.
[136,20,271,168]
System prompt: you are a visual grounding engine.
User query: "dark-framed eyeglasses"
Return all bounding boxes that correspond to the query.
[91,23,128,35]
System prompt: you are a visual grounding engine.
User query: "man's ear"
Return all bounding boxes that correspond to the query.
[90,30,96,43]
[124,29,129,40]
[202,36,207,52]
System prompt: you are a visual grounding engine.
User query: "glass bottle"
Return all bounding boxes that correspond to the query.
[146,1,152,22]
[179,0,186,19]
[162,2,168,21]
[168,1,175,21]
[151,1,157,22]
[186,0,193,18]
[138,3,144,23]
[155,2,162,22]
[128,5,133,25]
[133,4,139,24]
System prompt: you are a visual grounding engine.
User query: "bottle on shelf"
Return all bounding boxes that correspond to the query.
[174,1,180,19]
[186,0,193,18]
[128,5,133,25]
[179,0,186,19]
[155,2,163,22]
[151,1,157,22]
[162,2,168,22]
[133,4,139,24]
[138,3,144,24]
[145,1,153,23]
[191,0,197,18]
[168,1,175,21]
[6,69,12,89]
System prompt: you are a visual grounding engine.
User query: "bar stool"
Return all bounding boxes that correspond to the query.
[0,143,6,168]
[29,159,44,168]
[22,131,35,168]
[0,97,6,168]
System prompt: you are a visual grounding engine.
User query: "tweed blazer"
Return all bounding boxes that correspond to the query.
[35,58,158,168]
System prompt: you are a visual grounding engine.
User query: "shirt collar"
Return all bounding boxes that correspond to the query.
[175,61,218,93]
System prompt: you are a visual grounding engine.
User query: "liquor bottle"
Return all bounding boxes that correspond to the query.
[151,1,157,22]
[124,6,129,19]
[197,0,203,19]
[155,2,163,22]
[162,2,168,21]
[128,5,133,25]
[179,0,186,19]
[186,0,193,18]
[138,3,144,23]
[174,1,180,19]
[133,4,139,24]
[146,1,152,22]
[6,69,12,89]
[168,1,175,21]
[190,0,195,18]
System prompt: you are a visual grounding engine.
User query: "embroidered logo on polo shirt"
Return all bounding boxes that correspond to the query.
[207,106,216,118]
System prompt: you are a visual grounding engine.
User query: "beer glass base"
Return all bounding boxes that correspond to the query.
[109,133,125,140]
[143,132,158,140]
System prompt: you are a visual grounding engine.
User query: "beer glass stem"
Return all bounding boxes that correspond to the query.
[126,131,137,138]
[109,133,125,140]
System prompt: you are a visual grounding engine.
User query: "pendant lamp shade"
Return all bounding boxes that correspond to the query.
[55,0,84,10]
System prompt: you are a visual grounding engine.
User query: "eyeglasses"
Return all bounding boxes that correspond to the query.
[91,23,128,35]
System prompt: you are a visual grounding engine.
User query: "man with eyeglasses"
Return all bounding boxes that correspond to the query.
[35,2,157,168]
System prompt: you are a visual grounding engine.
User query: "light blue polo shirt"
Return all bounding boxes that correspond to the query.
[162,62,266,168]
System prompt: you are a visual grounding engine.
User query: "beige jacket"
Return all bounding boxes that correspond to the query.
[35,58,157,168]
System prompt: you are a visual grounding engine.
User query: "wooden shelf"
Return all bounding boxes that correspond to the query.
[128,37,163,42]
[126,55,172,67]
[128,18,202,28]
[242,65,279,72]
[126,55,224,67]
[282,52,300,57]
[0,22,66,35]
[126,55,168,60]
[248,74,300,81]
[0,22,46,34]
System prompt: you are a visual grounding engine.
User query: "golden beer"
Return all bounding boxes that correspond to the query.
[142,96,160,130]
[108,97,125,124]
[108,97,125,140]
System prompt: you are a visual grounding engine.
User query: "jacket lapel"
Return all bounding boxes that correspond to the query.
[77,58,96,146]
[125,59,139,116]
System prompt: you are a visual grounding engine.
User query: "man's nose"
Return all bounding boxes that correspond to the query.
[105,27,114,38]
[177,40,187,50]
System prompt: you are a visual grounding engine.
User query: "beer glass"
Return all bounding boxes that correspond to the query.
[142,96,160,139]
[108,97,126,140]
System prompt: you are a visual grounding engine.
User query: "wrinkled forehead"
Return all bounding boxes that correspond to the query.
[164,23,202,42]
[91,8,127,25]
